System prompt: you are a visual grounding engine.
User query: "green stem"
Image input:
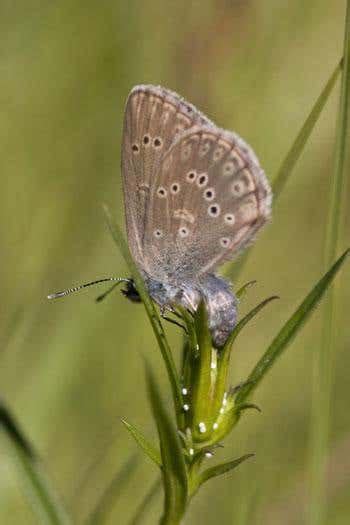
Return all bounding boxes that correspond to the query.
[309,3,350,524]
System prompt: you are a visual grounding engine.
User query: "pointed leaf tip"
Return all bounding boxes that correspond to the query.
[236,403,262,414]
[198,453,255,487]
[236,248,350,404]
[121,418,162,468]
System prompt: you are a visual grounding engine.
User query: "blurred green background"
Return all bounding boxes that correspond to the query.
[1,1,349,523]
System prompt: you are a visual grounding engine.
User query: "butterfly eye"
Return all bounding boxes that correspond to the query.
[143,134,151,145]
[132,143,139,154]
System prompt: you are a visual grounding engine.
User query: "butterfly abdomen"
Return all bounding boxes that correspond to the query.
[199,274,237,347]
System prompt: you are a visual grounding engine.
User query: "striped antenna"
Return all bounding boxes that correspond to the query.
[47,278,130,300]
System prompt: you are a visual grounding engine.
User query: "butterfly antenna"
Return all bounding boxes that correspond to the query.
[47,278,130,300]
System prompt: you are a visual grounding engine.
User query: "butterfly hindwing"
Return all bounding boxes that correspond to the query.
[142,125,271,278]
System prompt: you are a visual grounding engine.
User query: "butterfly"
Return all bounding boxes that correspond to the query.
[121,85,272,347]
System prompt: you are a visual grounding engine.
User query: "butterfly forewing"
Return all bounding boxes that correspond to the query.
[121,85,211,271]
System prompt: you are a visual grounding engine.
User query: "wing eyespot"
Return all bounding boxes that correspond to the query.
[204,188,215,201]
[196,173,208,187]
[171,182,180,194]
[157,186,167,198]
[208,204,221,218]
[186,170,197,183]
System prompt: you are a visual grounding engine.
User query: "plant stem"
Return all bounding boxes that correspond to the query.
[309,2,350,524]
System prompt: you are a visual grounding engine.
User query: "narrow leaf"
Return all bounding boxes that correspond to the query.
[121,418,162,468]
[0,402,35,459]
[310,6,350,523]
[103,206,183,424]
[273,59,343,199]
[236,280,257,299]
[145,364,188,524]
[236,403,262,414]
[1,402,71,524]
[198,454,254,487]
[87,454,138,525]
[236,248,350,404]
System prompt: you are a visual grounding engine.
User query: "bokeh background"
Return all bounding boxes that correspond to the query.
[1,1,349,523]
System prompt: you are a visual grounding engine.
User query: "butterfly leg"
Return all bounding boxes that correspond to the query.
[160,307,187,333]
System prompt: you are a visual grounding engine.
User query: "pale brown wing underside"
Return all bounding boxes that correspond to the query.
[121,85,212,271]
[121,85,271,280]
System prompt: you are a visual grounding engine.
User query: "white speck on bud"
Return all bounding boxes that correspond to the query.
[210,361,217,370]
[205,451,213,458]
[182,387,188,395]
[189,448,194,456]
[220,407,224,414]
[213,422,218,430]
[198,422,206,433]
[183,404,190,411]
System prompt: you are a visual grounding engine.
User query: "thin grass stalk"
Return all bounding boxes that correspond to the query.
[3,434,71,525]
[309,3,350,524]
[227,59,342,282]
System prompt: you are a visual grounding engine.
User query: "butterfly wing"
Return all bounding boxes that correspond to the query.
[121,85,211,271]
[141,124,271,280]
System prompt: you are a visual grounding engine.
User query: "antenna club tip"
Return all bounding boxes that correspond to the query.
[47,292,64,299]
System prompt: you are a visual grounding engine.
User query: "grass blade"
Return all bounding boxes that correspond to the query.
[310,4,350,524]
[87,454,138,525]
[121,418,162,468]
[103,206,184,424]
[198,454,254,488]
[1,402,71,524]
[272,59,343,199]
[0,402,35,459]
[145,364,188,524]
[236,249,350,405]
[227,59,342,282]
